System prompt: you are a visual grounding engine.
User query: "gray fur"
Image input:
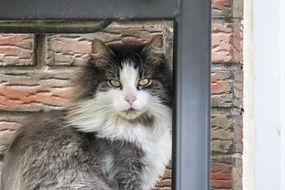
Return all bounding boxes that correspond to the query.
[2,112,144,190]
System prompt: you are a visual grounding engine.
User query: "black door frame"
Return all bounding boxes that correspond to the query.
[0,0,211,189]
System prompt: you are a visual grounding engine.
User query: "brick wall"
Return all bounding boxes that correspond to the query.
[211,0,243,189]
[0,1,243,189]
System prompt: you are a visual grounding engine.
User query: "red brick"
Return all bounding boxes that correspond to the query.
[212,0,243,19]
[50,38,91,54]
[212,0,231,18]
[213,0,230,7]
[161,169,172,179]
[154,169,172,189]
[211,71,230,83]
[211,179,232,189]
[211,66,243,108]
[155,179,171,187]
[212,163,231,178]
[211,80,231,94]
[0,86,70,110]
[46,21,172,66]
[212,23,243,64]
[211,69,232,95]
[0,34,35,66]
[211,163,233,189]
[0,71,73,111]
[153,188,171,190]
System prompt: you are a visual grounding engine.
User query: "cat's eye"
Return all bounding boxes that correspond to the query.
[109,79,121,88]
[138,78,151,87]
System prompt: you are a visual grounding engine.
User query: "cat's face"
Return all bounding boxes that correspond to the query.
[71,36,172,130]
[99,63,155,120]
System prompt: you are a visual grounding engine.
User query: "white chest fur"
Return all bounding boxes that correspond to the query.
[140,129,171,190]
[69,98,172,190]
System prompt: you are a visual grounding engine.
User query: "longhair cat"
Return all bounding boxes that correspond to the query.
[1,36,172,190]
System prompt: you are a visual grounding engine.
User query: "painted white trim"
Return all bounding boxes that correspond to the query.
[279,0,285,188]
[244,0,285,189]
[243,0,255,189]
[251,0,281,189]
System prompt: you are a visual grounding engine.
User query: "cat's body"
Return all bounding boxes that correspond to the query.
[1,37,172,190]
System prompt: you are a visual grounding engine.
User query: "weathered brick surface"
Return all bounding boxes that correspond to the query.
[210,62,243,185]
[0,70,74,111]
[233,0,244,19]
[212,0,243,19]
[211,65,243,108]
[0,34,35,66]
[233,68,243,108]
[212,23,243,64]
[232,157,242,190]
[211,162,232,189]
[155,179,171,188]
[155,168,172,189]
[211,1,243,188]
[47,21,172,66]
[211,109,242,154]
[211,155,242,190]
[212,0,231,18]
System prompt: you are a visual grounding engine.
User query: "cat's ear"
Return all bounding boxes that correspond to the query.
[142,35,163,55]
[91,38,114,58]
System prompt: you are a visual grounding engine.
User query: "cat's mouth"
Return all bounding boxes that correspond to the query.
[118,108,145,120]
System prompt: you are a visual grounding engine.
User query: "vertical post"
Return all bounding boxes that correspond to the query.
[173,0,211,189]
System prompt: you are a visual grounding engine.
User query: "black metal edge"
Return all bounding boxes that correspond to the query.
[173,0,211,189]
[0,19,174,34]
[0,0,177,20]
[0,20,113,33]
[172,20,179,190]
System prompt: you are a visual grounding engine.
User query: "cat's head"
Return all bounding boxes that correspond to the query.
[69,36,172,135]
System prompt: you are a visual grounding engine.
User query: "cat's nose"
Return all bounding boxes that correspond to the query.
[124,95,137,106]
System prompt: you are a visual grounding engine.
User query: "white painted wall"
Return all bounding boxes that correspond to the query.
[279,0,285,188]
[244,0,285,189]
[253,0,280,189]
